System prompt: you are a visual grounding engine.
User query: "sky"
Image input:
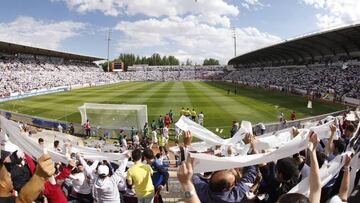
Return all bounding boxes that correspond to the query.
[0,0,359,64]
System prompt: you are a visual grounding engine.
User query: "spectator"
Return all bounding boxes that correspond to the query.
[143,148,169,192]
[84,120,91,137]
[127,149,155,203]
[38,138,44,147]
[291,111,297,121]
[93,156,128,203]
[230,121,239,138]
[69,123,75,135]
[0,154,55,203]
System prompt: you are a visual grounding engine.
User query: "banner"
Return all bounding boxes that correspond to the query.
[190,129,310,173]
[0,116,126,163]
[288,152,351,196]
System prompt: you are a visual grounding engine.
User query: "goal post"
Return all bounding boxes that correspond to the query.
[78,103,148,131]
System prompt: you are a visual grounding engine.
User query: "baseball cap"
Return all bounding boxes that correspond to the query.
[98,165,109,176]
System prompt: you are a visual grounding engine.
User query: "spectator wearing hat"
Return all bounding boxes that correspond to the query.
[93,157,128,203]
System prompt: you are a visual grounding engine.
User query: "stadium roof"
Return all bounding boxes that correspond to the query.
[228,24,360,67]
[0,41,104,62]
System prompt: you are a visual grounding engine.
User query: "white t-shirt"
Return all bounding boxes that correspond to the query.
[133,135,139,145]
[121,138,127,148]
[198,113,204,121]
[152,130,158,143]
[58,124,63,133]
[163,127,169,139]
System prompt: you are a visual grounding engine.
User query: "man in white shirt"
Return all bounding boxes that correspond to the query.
[58,123,63,133]
[133,133,140,147]
[150,130,158,149]
[198,112,204,126]
[93,158,128,203]
[163,126,169,144]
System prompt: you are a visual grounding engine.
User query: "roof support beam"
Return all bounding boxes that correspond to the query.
[334,32,360,51]
[317,35,350,56]
[281,44,314,60]
[294,42,325,58]
[307,38,337,56]
[275,46,305,62]
[257,52,282,64]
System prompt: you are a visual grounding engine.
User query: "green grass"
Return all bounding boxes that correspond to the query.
[0,81,344,136]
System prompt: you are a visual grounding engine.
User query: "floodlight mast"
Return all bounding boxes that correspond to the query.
[232,27,237,57]
[107,28,112,72]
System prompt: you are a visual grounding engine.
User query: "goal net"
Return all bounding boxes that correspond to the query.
[78,103,148,131]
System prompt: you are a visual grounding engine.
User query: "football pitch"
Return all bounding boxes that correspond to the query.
[0,81,344,134]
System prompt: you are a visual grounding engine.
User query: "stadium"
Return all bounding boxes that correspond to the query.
[1,2,360,203]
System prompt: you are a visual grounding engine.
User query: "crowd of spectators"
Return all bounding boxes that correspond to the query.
[0,56,119,96]
[175,111,360,203]
[119,69,226,82]
[1,109,359,203]
[223,63,360,100]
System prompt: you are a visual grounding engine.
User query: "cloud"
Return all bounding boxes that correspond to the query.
[241,0,266,10]
[0,16,85,49]
[115,16,281,63]
[54,0,279,63]
[56,0,239,26]
[303,0,360,28]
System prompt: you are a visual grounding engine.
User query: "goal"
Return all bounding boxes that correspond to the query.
[78,103,148,131]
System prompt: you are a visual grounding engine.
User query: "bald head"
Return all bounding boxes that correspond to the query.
[209,170,236,192]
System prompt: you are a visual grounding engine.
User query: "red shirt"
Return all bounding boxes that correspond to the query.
[43,165,72,203]
[85,122,91,129]
[24,153,36,175]
[291,112,296,120]
[165,115,171,124]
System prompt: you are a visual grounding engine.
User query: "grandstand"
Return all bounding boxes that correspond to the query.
[2,23,360,203]
[228,24,360,67]
[226,24,360,105]
[0,40,119,98]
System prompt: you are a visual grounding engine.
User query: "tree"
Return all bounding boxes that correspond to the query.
[107,53,180,71]
[135,56,141,64]
[203,58,220,65]
[162,56,170,65]
[168,55,180,65]
[100,62,110,72]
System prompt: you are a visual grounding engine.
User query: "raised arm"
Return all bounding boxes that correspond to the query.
[55,160,75,181]
[16,154,55,203]
[324,124,336,157]
[338,155,351,201]
[112,155,129,184]
[309,132,321,203]
[77,152,99,176]
[177,155,201,203]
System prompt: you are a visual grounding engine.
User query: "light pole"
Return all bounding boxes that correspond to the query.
[232,27,237,57]
[107,28,112,72]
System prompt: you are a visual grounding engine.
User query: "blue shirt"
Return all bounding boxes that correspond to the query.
[193,166,257,203]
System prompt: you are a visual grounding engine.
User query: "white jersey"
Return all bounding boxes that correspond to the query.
[163,127,169,139]
[58,124,63,133]
[198,113,204,125]
[121,138,127,148]
[152,130,158,143]
[133,135,139,145]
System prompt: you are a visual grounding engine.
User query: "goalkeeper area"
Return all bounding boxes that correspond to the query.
[0,81,345,135]
[78,103,147,131]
